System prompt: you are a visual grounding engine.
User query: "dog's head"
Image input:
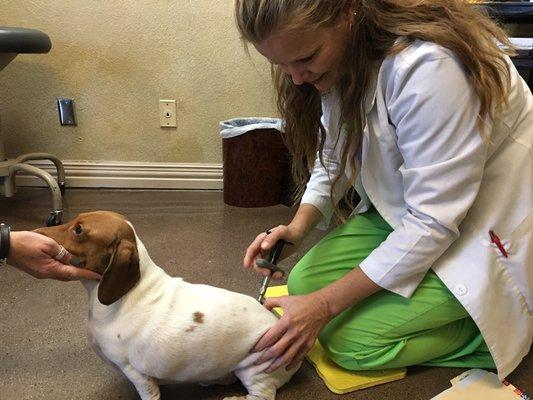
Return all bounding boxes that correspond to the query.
[35,211,140,306]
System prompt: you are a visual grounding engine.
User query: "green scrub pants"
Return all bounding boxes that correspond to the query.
[288,207,495,371]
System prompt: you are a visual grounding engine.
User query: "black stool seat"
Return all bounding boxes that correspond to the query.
[0,27,51,54]
[0,26,63,226]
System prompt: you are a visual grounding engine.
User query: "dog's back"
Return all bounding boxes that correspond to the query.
[87,235,281,383]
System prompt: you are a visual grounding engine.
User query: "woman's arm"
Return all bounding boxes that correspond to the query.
[359,45,489,298]
[254,267,381,372]
[263,203,324,250]
[318,263,382,316]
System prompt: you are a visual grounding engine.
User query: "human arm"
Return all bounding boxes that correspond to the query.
[244,92,351,277]
[254,266,381,372]
[5,230,101,281]
[359,43,489,297]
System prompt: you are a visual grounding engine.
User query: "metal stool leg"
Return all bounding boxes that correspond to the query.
[7,163,63,226]
[16,152,66,194]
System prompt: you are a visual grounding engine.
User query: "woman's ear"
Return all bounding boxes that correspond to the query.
[342,1,357,24]
[97,239,140,305]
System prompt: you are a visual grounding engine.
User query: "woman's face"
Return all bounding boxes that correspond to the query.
[254,18,351,92]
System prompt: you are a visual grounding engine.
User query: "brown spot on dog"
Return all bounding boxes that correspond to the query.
[193,312,204,324]
[117,334,121,339]
[185,326,196,333]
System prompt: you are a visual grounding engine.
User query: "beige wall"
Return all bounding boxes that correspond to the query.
[0,0,276,163]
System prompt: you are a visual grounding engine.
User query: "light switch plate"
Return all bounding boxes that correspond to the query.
[159,99,177,128]
[57,98,77,126]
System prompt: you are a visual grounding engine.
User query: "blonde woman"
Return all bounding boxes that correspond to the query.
[238,0,532,380]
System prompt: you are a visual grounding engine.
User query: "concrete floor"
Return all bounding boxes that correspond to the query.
[0,188,531,400]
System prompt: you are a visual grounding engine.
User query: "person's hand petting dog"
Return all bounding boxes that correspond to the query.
[8,231,101,281]
[253,291,333,373]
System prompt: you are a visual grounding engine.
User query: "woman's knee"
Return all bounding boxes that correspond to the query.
[317,309,407,370]
[319,330,404,371]
[287,257,315,295]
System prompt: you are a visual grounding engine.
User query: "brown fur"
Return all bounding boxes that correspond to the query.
[35,211,140,306]
[193,312,205,324]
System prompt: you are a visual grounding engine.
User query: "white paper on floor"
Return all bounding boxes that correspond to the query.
[430,369,530,400]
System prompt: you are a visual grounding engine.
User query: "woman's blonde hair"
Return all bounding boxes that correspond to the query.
[235,0,514,218]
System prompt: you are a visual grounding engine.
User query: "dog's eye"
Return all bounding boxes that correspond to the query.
[74,224,83,235]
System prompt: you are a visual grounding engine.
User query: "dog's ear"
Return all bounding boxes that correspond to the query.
[98,239,140,305]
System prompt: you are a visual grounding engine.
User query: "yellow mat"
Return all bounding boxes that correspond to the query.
[265,285,407,394]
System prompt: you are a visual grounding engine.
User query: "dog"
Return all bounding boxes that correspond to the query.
[35,211,299,400]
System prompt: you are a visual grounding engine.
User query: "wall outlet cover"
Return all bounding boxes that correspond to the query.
[159,99,177,128]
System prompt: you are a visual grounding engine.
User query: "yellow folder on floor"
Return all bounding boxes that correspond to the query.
[265,285,407,394]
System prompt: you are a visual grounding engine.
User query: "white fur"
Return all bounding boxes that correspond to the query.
[81,229,299,400]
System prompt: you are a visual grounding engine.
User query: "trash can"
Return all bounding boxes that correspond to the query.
[220,118,294,208]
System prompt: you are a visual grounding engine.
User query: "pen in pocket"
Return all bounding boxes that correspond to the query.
[489,230,508,258]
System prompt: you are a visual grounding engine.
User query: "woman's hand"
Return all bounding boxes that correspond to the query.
[8,231,101,281]
[243,224,304,281]
[253,268,384,373]
[253,292,333,372]
[244,204,324,280]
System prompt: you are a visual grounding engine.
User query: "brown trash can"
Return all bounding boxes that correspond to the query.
[220,118,294,208]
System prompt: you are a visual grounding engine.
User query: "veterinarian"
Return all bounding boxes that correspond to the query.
[0,224,100,281]
[237,0,533,379]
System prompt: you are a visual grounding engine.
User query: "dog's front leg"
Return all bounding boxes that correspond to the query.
[121,364,160,400]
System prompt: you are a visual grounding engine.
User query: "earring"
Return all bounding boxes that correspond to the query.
[350,12,357,30]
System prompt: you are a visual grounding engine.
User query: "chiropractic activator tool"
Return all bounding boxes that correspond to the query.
[257,239,286,304]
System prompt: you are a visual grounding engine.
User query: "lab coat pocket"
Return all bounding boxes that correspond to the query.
[482,211,533,314]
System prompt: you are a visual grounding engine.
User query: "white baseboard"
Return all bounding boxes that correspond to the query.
[14,160,223,190]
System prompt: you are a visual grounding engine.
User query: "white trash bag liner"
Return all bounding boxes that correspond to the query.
[219,117,283,139]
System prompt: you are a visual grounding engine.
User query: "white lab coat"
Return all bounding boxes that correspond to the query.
[301,40,532,380]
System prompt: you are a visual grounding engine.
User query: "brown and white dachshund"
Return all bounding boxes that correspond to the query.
[36,211,299,400]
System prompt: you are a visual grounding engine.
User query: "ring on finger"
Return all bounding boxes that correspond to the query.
[54,245,68,260]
